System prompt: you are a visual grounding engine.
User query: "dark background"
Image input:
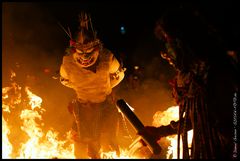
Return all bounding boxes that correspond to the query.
[2,0,239,152]
[37,1,239,66]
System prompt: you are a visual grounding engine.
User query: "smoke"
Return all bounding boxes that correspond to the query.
[2,2,74,136]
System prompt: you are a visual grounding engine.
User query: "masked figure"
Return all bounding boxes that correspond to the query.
[139,5,237,159]
[60,13,125,158]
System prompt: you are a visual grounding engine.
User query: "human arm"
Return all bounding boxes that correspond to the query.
[138,119,192,142]
[138,121,178,142]
[59,64,74,88]
[109,55,125,88]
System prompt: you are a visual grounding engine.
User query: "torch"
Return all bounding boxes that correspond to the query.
[116,99,162,155]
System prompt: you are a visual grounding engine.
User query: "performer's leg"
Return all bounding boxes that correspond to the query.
[73,101,102,158]
[71,100,91,158]
[70,124,89,159]
[100,100,120,156]
[87,139,101,159]
[73,140,89,159]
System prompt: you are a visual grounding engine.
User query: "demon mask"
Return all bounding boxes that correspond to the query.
[71,12,102,68]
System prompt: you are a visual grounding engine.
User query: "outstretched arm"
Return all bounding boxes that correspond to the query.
[139,118,192,142]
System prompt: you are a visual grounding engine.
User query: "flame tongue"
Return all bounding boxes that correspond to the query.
[2,116,13,158]
[2,80,75,159]
[152,106,193,159]
[17,87,75,159]
[2,77,133,159]
[2,72,192,159]
[25,87,42,110]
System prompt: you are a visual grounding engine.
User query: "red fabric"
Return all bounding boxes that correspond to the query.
[70,48,76,54]
[69,39,76,47]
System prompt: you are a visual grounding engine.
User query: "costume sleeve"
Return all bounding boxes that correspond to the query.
[109,54,125,88]
[157,118,192,137]
[59,63,74,88]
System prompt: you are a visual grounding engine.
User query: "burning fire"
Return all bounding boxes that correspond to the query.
[17,87,75,159]
[100,149,130,159]
[2,72,133,159]
[2,116,13,158]
[2,73,75,159]
[152,106,193,159]
[2,71,191,159]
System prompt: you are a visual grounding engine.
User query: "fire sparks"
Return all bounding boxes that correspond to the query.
[152,106,193,159]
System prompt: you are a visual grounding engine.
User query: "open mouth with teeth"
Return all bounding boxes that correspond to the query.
[76,56,95,67]
[73,47,99,67]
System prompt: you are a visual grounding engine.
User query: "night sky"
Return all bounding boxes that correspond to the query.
[2,0,239,146]
[3,1,239,74]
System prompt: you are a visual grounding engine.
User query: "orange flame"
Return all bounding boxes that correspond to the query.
[3,72,193,159]
[25,87,43,110]
[2,116,13,158]
[152,106,193,159]
[17,87,75,159]
[100,148,131,159]
[2,80,75,159]
[2,74,136,159]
